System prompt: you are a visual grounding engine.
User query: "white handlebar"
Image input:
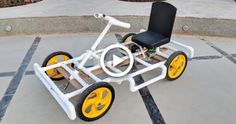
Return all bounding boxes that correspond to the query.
[94,13,131,29]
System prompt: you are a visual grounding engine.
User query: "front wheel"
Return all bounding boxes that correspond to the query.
[165,51,188,81]
[76,82,115,121]
[42,51,73,81]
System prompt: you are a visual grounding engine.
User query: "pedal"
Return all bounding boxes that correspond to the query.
[63,82,70,90]
[114,33,123,43]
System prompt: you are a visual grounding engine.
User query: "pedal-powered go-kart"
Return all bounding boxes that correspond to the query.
[34,2,194,122]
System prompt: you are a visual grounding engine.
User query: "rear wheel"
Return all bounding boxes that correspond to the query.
[165,51,188,81]
[76,82,115,121]
[122,33,138,53]
[42,51,73,81]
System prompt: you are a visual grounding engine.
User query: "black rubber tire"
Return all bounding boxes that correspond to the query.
[122,33,136,43]
[165,51,188,81]
[76,82,115,121]
[42,51,73,81]
[122,33,140,53]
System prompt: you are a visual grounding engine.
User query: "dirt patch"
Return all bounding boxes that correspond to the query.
[120,0,165,2]
[0,0,42,8]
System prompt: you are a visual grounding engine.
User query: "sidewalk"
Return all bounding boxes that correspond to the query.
[0,0,236,37]
[0,0,236,19]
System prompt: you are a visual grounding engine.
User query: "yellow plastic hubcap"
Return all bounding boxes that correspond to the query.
[168,55,186,79]
[82,87,112,118]
[46,55,71,79]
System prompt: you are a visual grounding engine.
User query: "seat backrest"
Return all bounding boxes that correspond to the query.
[148,2,177,38]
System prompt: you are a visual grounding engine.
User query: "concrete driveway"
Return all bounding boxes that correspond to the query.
[0,33,236,124]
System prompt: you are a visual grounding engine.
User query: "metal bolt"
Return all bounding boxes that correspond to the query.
[182,25,190,31]
[5,25,12,32]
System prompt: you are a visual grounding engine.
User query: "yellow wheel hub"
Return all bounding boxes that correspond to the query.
[82,87,112,118]
[124,35,133,50]
[168,54,186,79]
[46,55,71,79]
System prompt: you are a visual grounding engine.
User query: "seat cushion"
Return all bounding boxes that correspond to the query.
[132,31,170,48]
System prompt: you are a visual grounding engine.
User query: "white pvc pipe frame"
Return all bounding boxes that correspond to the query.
[34,15,194,120]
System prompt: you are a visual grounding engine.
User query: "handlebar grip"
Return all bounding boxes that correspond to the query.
[94,13,105,19]
[94,13,131,29]
[113,20,131,29]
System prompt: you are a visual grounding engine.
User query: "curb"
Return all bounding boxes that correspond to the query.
[0,16,235,37]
